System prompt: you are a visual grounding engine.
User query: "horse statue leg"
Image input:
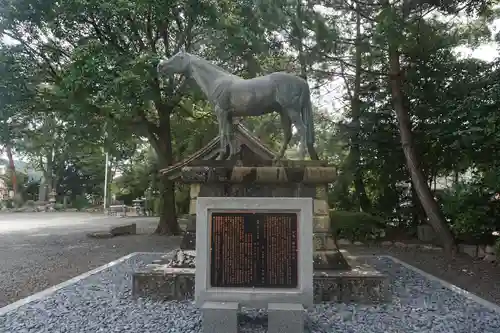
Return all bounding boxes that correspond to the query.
[286,108,308,160]
[276,112,292,161]
[215,106,227,160]
[224,113,237,160]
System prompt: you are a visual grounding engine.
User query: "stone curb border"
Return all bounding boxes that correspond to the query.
[378,255,500,314]
[0,251,166,316]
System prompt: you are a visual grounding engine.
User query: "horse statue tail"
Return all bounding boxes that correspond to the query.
[301,85,319,160]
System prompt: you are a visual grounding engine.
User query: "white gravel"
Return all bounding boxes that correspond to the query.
[1,254,499,333]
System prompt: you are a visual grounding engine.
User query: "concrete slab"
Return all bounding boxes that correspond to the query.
[268,303,304,333]
[201,301,239,333]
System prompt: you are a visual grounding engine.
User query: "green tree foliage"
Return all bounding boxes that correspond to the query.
[2,0,500,250]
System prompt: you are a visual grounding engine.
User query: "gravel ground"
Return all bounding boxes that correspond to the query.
[4,216,500,332]
[0,219,181,308]
[346,245,500,307]
[3,229,500,311]
[1,253,499,333]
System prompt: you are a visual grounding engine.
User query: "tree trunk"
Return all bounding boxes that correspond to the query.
[153,103,181,235]
[155,174,181,235]
[46,163,53,197]
[351,6,371,212]
[293,0,307,80]
[354,165,371,211]
[38,181,47,202]
[411,183,426,226]
[388,46,456,256]
[5,144,18,196]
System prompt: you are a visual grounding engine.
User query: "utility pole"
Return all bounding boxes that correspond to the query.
[103,151,109,211]
[103,122,109,212]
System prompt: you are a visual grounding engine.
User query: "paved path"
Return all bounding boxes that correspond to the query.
[0,212,158,235]
[0,213,178,308]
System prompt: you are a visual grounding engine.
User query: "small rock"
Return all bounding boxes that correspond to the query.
[353,241,363,246]
[484,254,497,263]
[420,244,442,251]
[459,244,478,257]
[87,232,114,239]
[381,241,393,247]
[485,245,495,254]
[145,264,164,270]
[110,223,137,236]
[478,246,486,258]
[337,239,351,245]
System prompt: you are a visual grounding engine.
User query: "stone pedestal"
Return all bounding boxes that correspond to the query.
[133,160,390,304]
[180,161,348,270]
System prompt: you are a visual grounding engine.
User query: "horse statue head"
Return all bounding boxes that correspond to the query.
[157,49,191,76]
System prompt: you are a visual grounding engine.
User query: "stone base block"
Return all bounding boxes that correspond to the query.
[268,303,304,333]
[133,267,195,301]
[313,272,389,303]
[313,250,350,270]
[132,254,388,304]
[201,301,239,333]
[313,254,389,303]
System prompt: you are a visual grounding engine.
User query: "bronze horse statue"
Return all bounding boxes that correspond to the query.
[158,51,319,160]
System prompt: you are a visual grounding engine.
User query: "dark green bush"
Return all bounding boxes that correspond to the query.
[54,203,64,211]
[24,200,35,207]
[5,200,13,209]
[71,195,89,210]
[330,210,386,242]
[439,178,500,245]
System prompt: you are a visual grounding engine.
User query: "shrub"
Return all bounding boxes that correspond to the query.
[24,200,35,207]
[439,181,500,244]
[12,194,23,208]
[4,200,13,209]
[330,210,386,242]
[494,237,500,256]
[54,203,64,211]
[72,195,89,210]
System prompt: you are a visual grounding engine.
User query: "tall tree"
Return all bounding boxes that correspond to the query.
[0,47,40,199]
[0,0,226,234]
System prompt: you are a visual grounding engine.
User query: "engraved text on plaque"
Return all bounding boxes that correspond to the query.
[210,212,298,288]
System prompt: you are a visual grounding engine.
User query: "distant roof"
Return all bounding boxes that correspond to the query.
[160,122,276,178]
